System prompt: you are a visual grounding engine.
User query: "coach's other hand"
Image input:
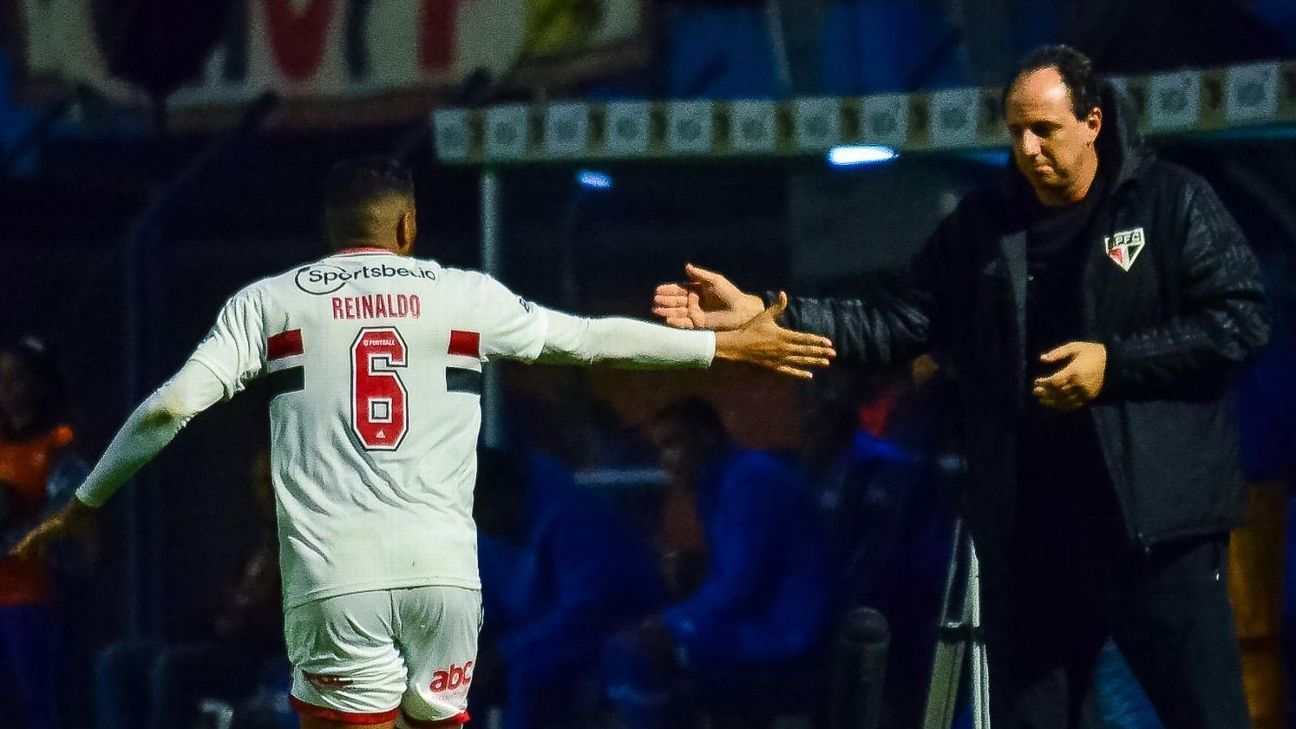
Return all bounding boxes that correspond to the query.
[9,498,96,562]
[653,263,766,332]
[714,292,835,379]
[1033,341,1106,412]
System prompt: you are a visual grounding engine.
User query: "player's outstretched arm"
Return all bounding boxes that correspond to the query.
[652,263,765,331]
[535,295,832,378]
[713,292,835,379]
[9,359,226,562]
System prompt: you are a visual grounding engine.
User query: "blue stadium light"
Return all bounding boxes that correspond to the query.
[963,149,1011,166]
[576,169,614,190]
[827,145,899,167]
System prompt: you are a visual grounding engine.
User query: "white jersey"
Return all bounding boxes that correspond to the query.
[188,248,569,607]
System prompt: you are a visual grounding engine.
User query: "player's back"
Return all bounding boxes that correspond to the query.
[196,247,549,608]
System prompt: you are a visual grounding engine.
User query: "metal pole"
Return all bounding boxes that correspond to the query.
[559,190,586,312]
[924,521,968,729]
[480,168,504,447]
[969,545,991,729]
[121,217,143,640]
[762,0,794,94]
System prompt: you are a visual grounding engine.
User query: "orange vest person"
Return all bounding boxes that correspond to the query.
[0,337,85,729]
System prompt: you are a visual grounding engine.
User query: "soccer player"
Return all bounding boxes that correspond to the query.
[10,157,835,729]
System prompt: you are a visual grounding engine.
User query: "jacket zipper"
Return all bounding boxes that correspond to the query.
[1079,189,1148,553]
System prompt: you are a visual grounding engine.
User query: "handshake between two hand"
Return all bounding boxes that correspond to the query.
[652,263,833,380]
[651,262,1106,410]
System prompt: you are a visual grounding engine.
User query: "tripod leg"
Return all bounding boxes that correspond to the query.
[968,544,991,729]
[924,521,969,729]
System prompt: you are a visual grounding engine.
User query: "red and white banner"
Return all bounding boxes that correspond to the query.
[12,0,645,127]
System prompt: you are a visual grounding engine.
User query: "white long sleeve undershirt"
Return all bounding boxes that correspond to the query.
[536,309,716,368]
[75,360,225,508]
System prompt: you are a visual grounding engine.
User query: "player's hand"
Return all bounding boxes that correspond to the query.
[1033,341,1106,412]
[652,263,766,331]
[9,498,96,563]
[714,292,835,379]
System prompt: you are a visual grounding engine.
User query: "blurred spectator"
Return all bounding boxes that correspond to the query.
[1226,482,1288,729]
[603,398,831,728]
[507,394,655,471]
[1091,641,1161,729]
[802,360,955,727]
[801,367,915,581]
[93,450,282,729]
[566,399,657,470]
[0,336,88,729]
[1227,266,1296,729]
[472,448,663,729]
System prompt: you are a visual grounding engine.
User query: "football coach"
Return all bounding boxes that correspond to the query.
[651,45,1269,728]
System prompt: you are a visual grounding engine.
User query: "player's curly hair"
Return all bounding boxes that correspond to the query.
[324,156,416,246]
[325,156,414,210]
[1006,45,1103,120]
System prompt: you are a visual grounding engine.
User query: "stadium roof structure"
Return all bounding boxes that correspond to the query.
[439,58,1296,449]
[431,60,1296,166]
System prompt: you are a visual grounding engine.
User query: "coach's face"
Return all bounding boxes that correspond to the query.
[1005,66,1101,204]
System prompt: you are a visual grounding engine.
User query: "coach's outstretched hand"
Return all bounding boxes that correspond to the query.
[714,292,834,379]
[9,498,96,563]
[653,263,766,331]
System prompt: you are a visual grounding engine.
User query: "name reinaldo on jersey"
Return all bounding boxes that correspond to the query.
[189,250,550,609]
[331,293,422,319]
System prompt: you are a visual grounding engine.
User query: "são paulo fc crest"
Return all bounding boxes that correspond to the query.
[1103,227,1146,272]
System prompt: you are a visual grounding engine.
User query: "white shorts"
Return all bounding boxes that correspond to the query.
[285,586,482,726]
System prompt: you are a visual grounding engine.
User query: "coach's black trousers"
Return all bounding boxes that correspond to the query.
[979,473,1252,729]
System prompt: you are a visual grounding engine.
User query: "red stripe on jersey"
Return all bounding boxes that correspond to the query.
[401,710,471,727]
[268,329,304,360]
[448,330,480,358]
[289,696,400,724]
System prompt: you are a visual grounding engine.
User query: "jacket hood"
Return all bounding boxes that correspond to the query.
[1099,81,1152,188]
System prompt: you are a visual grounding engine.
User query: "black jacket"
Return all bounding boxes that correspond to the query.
[779,86,1269,566]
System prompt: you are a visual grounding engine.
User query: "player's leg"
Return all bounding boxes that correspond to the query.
[393,585,481,728]
[284,591,408,729]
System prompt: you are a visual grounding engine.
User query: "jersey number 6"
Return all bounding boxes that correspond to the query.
[351,326,409,450]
